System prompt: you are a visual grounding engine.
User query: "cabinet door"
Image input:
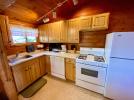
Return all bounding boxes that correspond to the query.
[45,56,51,75]
[48,23,54,42]
[79,16,92,30]
[68,19,79,43]
[92,13,110,30]
[65,58,75,81]
[12,62,31,92]
[39,56,46,76]
[38,24,49,43]
[49,22,61,43]
[29,59,40,82]
[54,22,61,42]
[60,21,68,42]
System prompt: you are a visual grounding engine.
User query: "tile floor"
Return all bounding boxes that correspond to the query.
[19,75,110,100]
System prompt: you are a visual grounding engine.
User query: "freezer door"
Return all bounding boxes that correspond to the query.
[110,32,134,59]
[104,58,134,100]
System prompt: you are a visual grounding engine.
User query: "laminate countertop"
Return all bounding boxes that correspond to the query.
[8,50,79,66]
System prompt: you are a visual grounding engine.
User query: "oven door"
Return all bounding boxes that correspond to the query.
[76,63,106,86]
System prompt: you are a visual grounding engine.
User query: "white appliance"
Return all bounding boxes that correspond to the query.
[50,56,65,79]
[104,32,134,100]
[61,45,67,52]
[76,47,107,94]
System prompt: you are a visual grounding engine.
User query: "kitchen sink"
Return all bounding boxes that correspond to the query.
[8,55,33,63]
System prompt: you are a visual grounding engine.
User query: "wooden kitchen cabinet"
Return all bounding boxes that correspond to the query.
[38,13,109,43]
[60,21,68,42]
[49,23,56,42]
[38,24,49,43]
[29,59,40,82]
[39,21,68,43]
[67,18,80,43]
[65,58,76,81]
[12,58,40,92]
[12,61,32,92]
[49,22,61,43]
[79,16,92,30]
[92,13,110,30]
[39,56,46,76]
[45,55,51,75]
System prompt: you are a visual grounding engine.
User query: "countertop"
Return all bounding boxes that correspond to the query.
[8,50,79,66]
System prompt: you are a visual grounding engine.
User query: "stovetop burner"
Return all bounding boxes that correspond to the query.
[78,54,87,60]
[78,54,105,62]
[94,56,105,62]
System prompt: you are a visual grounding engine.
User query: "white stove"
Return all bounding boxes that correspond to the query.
[76,48,107,94]
[76,54,107,67]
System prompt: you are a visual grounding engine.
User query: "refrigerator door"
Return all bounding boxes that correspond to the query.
[108,32,134,59]
[104,58,134,100]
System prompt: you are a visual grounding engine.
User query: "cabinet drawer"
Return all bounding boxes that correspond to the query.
[65,58,75,64]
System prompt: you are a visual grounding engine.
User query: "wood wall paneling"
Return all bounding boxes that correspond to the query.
[79,30,107,48]
[0,79,8,100]
[0,16,18,100]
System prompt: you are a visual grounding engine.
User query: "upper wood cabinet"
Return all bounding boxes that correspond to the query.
[67,18,80,43]
[92,13,110,30]
[38,13,110,43]
[38,24,49,43]
[53,22,61,42]
[79,16,92,30]
[38,21,68,43]
[60,21,68,43]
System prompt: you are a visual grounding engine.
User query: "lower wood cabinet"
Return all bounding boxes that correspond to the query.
[30,59,41,82]
[39,56,46,76]
[12,57,46,92]
[12,60,36,92]
[11,55,77,92]
[45,56,51,75]
[65,58,76,81]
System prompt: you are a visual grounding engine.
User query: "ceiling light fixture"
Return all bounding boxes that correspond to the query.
[37,0,68,22]
[72,0,78,6]
[43,18,50,23]
[52,11,57,18]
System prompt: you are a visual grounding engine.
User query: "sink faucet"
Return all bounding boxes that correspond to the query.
[16,52,19,58]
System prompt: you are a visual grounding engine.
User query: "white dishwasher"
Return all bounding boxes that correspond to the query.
[50,56,65,79]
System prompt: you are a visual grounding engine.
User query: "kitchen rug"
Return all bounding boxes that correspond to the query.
[21,78,47,98]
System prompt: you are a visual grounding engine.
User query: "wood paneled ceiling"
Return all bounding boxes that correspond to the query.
[1,0,65,24]
[1,0,133,25]
[0,0,89,24]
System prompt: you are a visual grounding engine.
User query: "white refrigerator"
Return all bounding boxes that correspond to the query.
[104,32,134,100]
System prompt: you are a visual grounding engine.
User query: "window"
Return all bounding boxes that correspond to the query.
[10,25,38,44]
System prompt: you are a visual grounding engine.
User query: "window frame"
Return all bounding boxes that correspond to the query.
[10,24,39,46]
